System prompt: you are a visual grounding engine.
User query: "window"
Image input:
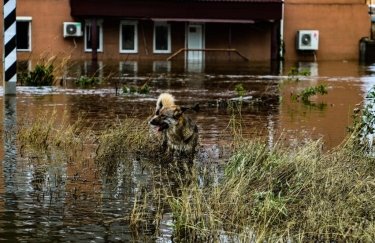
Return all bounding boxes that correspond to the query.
[153,22,171,53]
[84,20,103,52]
[120,21,138,53]
[16,17,32,51]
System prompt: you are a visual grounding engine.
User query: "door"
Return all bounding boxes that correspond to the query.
[187,24,203,62]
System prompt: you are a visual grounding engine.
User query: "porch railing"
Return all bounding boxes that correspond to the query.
[166,48,249,61]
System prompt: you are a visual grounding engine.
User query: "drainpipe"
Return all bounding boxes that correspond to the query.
[280,0,285,60]
[91,18,98,62]
[271,21,278,61]
[228,24,232,60]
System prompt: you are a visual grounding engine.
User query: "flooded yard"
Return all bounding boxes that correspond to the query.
[0,60,375,241]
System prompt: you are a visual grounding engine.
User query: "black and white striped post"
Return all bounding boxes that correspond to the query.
[3,0,17,95]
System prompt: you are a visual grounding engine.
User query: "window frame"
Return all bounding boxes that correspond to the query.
[16,16,32,52]
[84,19,103,52]
[119,21,138,54]
[153,22,171,54]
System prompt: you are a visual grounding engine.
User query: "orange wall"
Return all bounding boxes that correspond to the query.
[17,0,75,60]
[205,23,271,61]
[284,0,370,61]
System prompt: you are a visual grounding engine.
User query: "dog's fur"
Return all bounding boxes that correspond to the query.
[149,93,198,159]
[155,93,175,115]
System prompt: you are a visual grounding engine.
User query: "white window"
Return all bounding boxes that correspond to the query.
[16,16,32,51]
[153,22,171,53]
[84,19,103,52]
[120,21,138,53]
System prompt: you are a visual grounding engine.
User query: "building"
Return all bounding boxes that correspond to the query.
[0,0,371,64]
[284,0,370,62]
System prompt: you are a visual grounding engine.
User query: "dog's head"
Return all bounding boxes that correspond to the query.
[149,105,188,132]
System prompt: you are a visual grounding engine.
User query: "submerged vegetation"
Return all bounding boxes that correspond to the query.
[15,84,375,241]
[291,84,328,106]
[19,63,55,86]
[75,75,101,87]
[122,82,151,95]
[287,66,311,82]
[18,54,73,86]
[234,83,246,97]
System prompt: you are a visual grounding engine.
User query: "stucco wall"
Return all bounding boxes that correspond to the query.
[205,23,271,62]
[284,1,371,61]
[16,0,75,60]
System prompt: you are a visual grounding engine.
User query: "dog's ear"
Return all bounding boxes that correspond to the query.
[180,106,189,113]
[173,106,184,118]
[191,103,200,112]
[179,104,199,114]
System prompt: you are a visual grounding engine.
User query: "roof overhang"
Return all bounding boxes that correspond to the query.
[151,18,256,24]
[70,0,283,22]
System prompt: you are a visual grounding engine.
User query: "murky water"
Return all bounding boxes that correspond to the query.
[0,60,375,241]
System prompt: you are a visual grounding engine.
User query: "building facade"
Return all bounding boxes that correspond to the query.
[0,0,371,63]
[284,0,370,61]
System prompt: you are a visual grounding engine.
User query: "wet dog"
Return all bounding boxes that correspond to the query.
[149,93,198,159]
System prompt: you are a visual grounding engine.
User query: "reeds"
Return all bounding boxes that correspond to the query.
[16,109,375,242]
[164,133,375,242]
[94,118,159,165]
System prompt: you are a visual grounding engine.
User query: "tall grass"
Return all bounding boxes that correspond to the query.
[18,54,73,86]
[16,108,375,242]
[164,131,375,242]
[17,109,96,164]
[94,118,160,165]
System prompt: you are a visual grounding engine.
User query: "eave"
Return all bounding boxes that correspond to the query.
[70,0,283,22]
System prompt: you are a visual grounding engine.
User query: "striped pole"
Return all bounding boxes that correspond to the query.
[3,0,17,95]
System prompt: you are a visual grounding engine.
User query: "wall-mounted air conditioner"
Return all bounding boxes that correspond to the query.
[63,22,83,38]
[296,30,319,51]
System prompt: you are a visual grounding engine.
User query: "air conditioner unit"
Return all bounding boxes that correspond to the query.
[63,22,83,38]
[296,30,319,51]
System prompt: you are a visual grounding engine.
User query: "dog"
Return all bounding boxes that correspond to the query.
[149,93,198,159]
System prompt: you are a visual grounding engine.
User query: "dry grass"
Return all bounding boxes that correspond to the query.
[163,132,375,242]
[18,109,91,150]
[94,118,160,165]
[16,109,375,242]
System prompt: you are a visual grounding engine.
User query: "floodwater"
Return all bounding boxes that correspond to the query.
[0,60,374,241]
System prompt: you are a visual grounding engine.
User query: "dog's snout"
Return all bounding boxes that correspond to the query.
[149,116,159,125]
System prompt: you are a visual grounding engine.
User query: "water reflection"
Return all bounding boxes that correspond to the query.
[1,96,17,241]
[0,60,374,241]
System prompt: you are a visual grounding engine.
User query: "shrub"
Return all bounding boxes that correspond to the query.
[122,83,150,95]
[75,75,100,87]
[234,83,246,97]
[19,64,55,86]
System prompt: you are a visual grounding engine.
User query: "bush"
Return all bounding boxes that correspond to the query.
[75,75,100,87]
[19,64,55,86]
[122,83,150,95]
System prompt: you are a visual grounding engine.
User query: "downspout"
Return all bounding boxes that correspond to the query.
[228,24,232,60]
[91,18,98,62]
[280,0,285,60]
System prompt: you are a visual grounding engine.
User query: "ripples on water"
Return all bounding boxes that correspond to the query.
[0,60,375,241]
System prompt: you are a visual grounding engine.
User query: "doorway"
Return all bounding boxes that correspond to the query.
[187,24,204,62]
